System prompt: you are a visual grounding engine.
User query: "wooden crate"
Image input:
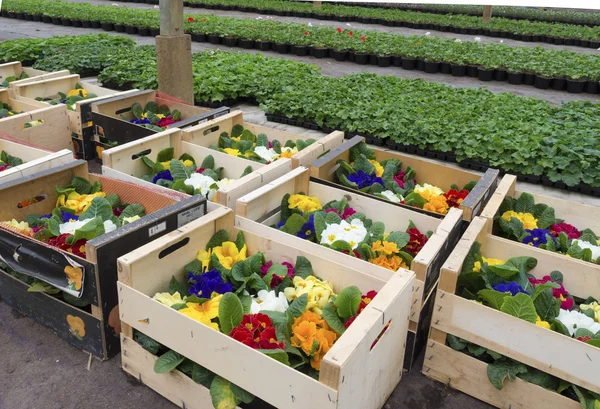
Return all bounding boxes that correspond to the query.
[423,216,600,409]
[0,160,210,359]
[0,101,74,153]
[310,136,500,223]
[235,166,463,369]
[0,61,70,94]
[117,206,415,409]
[182,110,345,168]
[0,133,74,183]
[101,128,293,209]
[90,90,230,161]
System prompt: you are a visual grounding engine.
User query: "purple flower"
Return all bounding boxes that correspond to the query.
[39,213,52,220]
[297,214,315,240]
[153,170,173,184]
[347,170,383,189]
[492,281,529,296]
[522,228,553,248]
[130,118,152,125]
[187,269,232,298]
[277,220,286,228]
[61,212,78,223]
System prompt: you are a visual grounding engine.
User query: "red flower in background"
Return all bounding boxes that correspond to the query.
[360,36,366,41]
[187,17,195,22]
[577,335,592,342]
[0,164,11,172]
[47,234,87,258]
[404,228,428,255]
[348,31,353,36]
[550,222,581,239]
[444,189,469,208]
[157,116,177,128]
[342,249,362,259]
[336,27,342,33]
[304,31,309,35]
[393,170,416,189]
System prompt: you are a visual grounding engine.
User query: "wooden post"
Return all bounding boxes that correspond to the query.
[313,1,322,8]
[156,0,194,104]
[483,6,492,23]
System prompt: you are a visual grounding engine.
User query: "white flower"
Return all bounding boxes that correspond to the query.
[380,190,403,203]
[500,40,504,43]
[280,146,298,156]
[250,290,289,313]
[320,219,367,250]
[320,223,345,246]
[425,32,431,36]
[256,16,263,20]
[557,309,600,336]
[184,173,219,200]
[572,240,600,261]
[153,5,159,8]
[59,218,117,235]
[112,2,118,5]
[474,37,481,42]
[308,22,313,27]
[346,23,351,26]
[216,178,236,189]
[254,146,279,162]
[123,215,141,225]
[455,39,462,43]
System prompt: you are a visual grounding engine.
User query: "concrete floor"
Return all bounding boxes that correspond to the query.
[1,8,600,409]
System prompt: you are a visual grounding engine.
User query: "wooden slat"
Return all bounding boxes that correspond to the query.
[0,148,74,183]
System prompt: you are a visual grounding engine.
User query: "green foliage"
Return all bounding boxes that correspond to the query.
[487,359,528,390]
[218,292,244,335]
[154,350,184,374]
[335,286,362,321]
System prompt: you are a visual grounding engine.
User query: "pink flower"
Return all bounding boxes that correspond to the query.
[393,171,416,189]
[550,222,581,239]
[529,276,574,310]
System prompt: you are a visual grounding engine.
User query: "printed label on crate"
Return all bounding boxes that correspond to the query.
[177,205,205,228]
[0,229,86,297]
[148,221,167,237]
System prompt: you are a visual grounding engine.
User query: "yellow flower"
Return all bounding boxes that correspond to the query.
[123,215,141,224]
[231,136,241,142]
[535,315,551,329]
[372,240,399,256]
[213,242,247,270]
[153,291,187,307]
[369,160,384,177]
[58,191,106,215]
[280,147,298,159]
[182,159,194,167]
[291,320,317,354]
[501,211,538,230]
[1,219,33,235]
[423,195,449,215]
[196,249,212,273]
[369,255,407,271]
[66,88,88,98]
[473,257,505,273]
[244,151,254,158]
[284,276,336,315]
[288,194,322,213]
[414,184,445,202]
[160,161,171,170]
[155,113,165,119]
[224,148,241,157]
[179,295,222,330]
[581,302,600,323]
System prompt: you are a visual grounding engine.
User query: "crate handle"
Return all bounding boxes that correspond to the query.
[17,194,48,209]
[131,149,152,160]
[203,125,220,136]
[369,319,392,352]
[158,237,190,259]
[115,107,132,115]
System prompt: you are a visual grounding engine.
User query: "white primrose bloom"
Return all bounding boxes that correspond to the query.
[250,290,289,313]
[217,178,236,189]
[184,173,219,200]
[380,190,403,203]
[254,146,279,162]
[112,3,119,5]
[556,309,600,336]
[280,146,298,156]
[320,219,367,250]
[571,240,600,261]
[320,223,346,246]
[59,219,117,235]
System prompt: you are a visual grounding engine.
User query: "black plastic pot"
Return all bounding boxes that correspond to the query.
[581,40,590,47]
[60,18,72,26]
[208,34,221,45]
[42,15,52,23]
[1,10,8,17]
[239,39,255,49]
[125,25,138,35]
[368,54,378,65]
[585,80,599,94]
[416,59,425,71]
[553,37,565,45]
[72,19,83,28]
[523,73,535,86]
[16,12,25,20]
[466,65,479,77]
[33,14,42,22]
[223,37,237,47]
[566,79,586,94]
[507,71,523,85]
[332,50,348,62]
[273,43,289,54]
[532,35,541,42]
[564,38,575,46]
[402,58,416,70]
[101,22,114,31]
[7,12,16,19]
[534,75,552,89]
[590,41,600,49]
[114,23,125,32]
[493,69,507,82]
[150,28,159,36]
[81,19,91,28]
[25,13,34,21]
[478,68,494,82]
[377,55,392,67]
[292,45,309,56]
[312,47,328,59]
[392,55,403,67]
[354,53,369,65]
[257,41,272,51]
[451,64,466,77]
[138,27,151,36]
[91,20,101,28]
[52,17,62,25]
[439,62,451,74]
[424,61,439,74]
[551,78,566,91]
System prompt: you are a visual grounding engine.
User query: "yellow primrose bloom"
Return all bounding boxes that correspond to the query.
[179,295,221,330]
[501,211,538,230]
[224,148,241,157]
[369,160,384,177]
[231,136,241,142]
[284,276,336,315]
[155,114,165,119]
[66,88,88,98]
[473,257,505,273]
[372,240,399,256]
[535,315,551,329]
[196,249,212,273]
[288,194,322,213]
[123,215,141,224]
[153,291,186,307]
[423,195,449,215]
[581,302,600,323]
[182,159,194,167]
[160,161,171,170]
[414,184,445,202]
[2,219,33,235]
[280,147,298,159]
[213,242,247,270]
[58,191,106,215]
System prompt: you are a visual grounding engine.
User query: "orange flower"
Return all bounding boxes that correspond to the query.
[371,240,399,256]
[423,195,449,215]
[291,320,317,354]
[369,255,407,271]
[310,328,338,370]
[64,266,83,291]
[67,315,86,339]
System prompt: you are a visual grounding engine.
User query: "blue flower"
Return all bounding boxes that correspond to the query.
[130,118,152,125]
[61,212,78,223]
[521,228,553,248]
[277,220,286,229]
[187,269,232,298]
[153,170,173,184]
[297,214,315,240]
[39,213,52,220]
[493,281,529,296]
[347,170,384,189]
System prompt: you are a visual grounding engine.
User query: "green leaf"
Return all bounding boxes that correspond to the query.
[169,275,189,296]
[533,288,559,322]
[201,155,215,170]
[536,207,556,230]
[313,212,326,241]
[120,204,146,220]
[500,293,537,323]
[257,349,290,366]
[447,334,468,351]
[287,293,308,319]
[134,331,160,355]
[514,193,535,214]
[179,153,196,165]
[240,166,253,178]
[206,230,229,250]
[487,359,528,390]
[262,310,289,341]
[79,197,114,221]
[579,229,599,245]
[460,242,482,275]
[257,134,269,148]
[550,270,563,283]
[488,264,520,280]
[353,154,376,175]
[156,147,174,163]
[62,292,90,307]
[467,344,487,357]
[231,383,254,404]
[132,102,143,120]
[477,289,509,310]
[281,213,307,235]
[105,193,121,209]
[177,359,194,374]
[218,293,244,335]
[322,302,346,335]
[370,222,385,239]
[154,350,184,374]
[335,286,362,321]
[66,217,105,244]
[192,364,215,388]
[518,367,560,391]
[294,256,313,279]
[404,192,427,209]
[210,376,241,409]
[71,177,92,194]
[144,101,159,114]
[231,124,244,137]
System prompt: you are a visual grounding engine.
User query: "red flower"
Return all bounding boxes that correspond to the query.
[336,27,342,33]
[157,116,178,128]
[0,164,11,172]
[304,31,309,36]
[259,261,294,289]
[444,189,469,208]
[325,207,356,220]
[230,327,259,348]
[344,315,357,328]
[550,222,581,240]
[47,234,87,258]
[344,290,378,328]
[187,17,195,22]
[195,167,206,174]
[393,170,416,189]
[259,327,284,350]
[360,36,366,41]
[231,314,283,350]
[348,31,353,36]
[342,249,361,259]
[577,335,592,342]
[404,228,428,255]
[528,276,574,310]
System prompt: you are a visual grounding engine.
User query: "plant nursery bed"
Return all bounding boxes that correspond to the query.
[90,90,230,162]
[235,167,463,369]
[101,128,293,209]
[182,110,345,169]
[309,136,500,223]
[117,206,415,409]
[0,132,74,183]
[423,216,600,409]
[0,160,209,359]
[0,61,69,90]
[481,174,600,269]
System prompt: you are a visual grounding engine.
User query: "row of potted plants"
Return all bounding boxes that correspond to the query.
[3,0,600,85]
